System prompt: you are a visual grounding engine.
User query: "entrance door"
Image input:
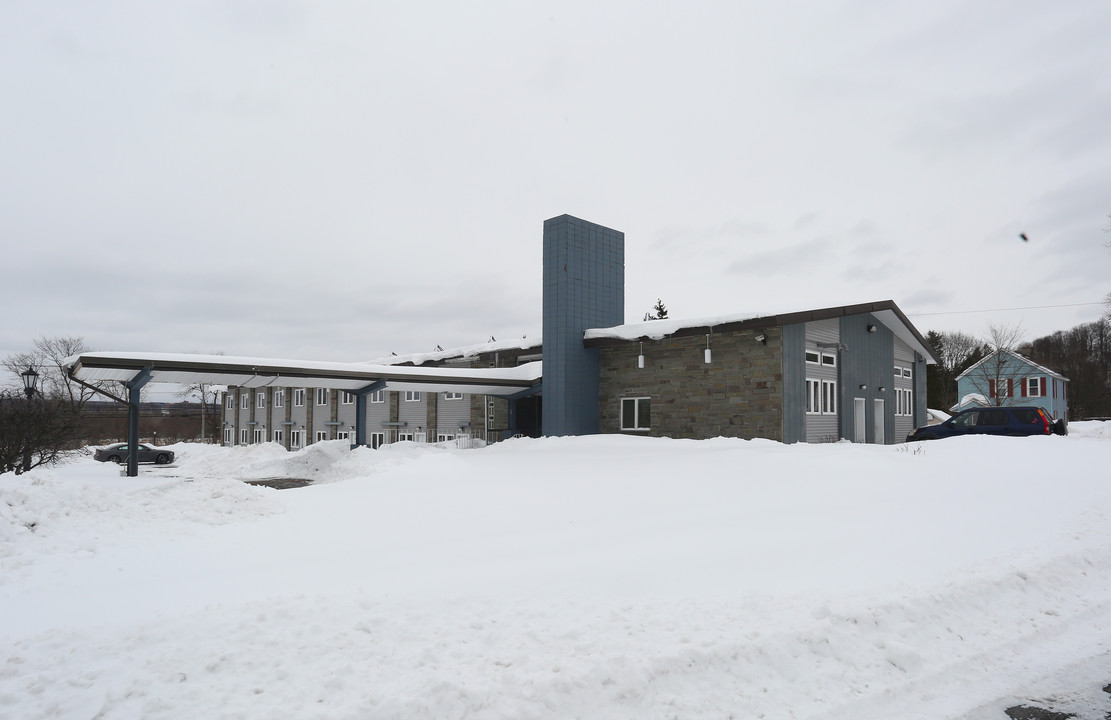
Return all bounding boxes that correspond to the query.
[873,399,885,444]
[854,398,866,443]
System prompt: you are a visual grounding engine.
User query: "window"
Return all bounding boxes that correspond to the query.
[272,429,284,445]
[369,432,385,449]
[257,393,265,409]
[241,394,249,410]
[315,430,329,443]
[896,388,913,416]
[226,395,234,410]
[805,351,820,364]
[274,390,284,408]
[1026,378,1043,397]
[821,353,836,367]
[370,390,385,403]
[294,388,305,407]
[253,428,265,443]
[239,428,249,444]
[398,432,415,442]
[316,388,329,405]
[341,391,354,405]
[404,391,421,402]
[223,428,233,444]
[822,380,837,414]
[620,397,651,431]
[895,365,903,377]
[807,380,836,414]
[443,392,463,400]
[990,379,1011,398]
[336,430,350,441]
[902,367,912,379]
[437,433,455,442]
[290,430,304,449]
[806,379,821,414]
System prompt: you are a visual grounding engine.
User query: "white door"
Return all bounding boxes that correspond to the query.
[854,398,867,443]
[873,399,885,444]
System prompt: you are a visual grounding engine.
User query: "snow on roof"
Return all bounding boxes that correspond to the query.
[371,336,542,366]
[950,393,989,412]
[926,408,951,422]
[584,312,763,341]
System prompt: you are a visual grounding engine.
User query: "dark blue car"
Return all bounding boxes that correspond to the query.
[906,406,1066,442]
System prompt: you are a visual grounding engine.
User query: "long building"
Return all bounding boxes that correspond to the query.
[219,214,937,447]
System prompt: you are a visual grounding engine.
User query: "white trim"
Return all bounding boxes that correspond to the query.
[257,393,265,409]
[404,391,421,402]
[274,390,284,408]
[369,390,385,403]
[316,388,329,406]
[293,388,305,407]
[341,391,355,405]
[314,429,329,443]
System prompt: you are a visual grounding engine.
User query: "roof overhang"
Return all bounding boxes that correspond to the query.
[64,352,543,397]
[584,300,938,364]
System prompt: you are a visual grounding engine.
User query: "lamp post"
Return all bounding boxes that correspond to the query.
[21,367,39,399]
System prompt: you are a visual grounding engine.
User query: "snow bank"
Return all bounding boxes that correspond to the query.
[3,432,1111,718]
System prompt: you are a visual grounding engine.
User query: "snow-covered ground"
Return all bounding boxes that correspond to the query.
[3,424,1111,719]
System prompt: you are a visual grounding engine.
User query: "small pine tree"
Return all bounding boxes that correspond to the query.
[652,299,668,320]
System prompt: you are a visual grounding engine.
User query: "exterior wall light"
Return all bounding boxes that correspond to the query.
[638,342,644,369]
[754,333,767,345]
[867,324,877,333]
[859,384,867,390]
[704,334,712,364]
[879,386,886,392]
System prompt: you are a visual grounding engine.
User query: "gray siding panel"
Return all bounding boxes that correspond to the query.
[781,322,805,443]
[437,393,471,434]
[840,314,896,444]
[893,339,915,440]
[805,319,840,442]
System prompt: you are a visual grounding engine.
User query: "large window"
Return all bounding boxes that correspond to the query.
[341,391,354,405]
[223,428,233,444]
[257,393,265,409]
[315,430,329,443]
[239,428,249,444]
[272,429,284,445]
[274,390,284,408]
[316,388,329,406]
[226,395,234,410]
[294,389,305,407]
[621,397,651,431]
[806,379,837,415]
[290,430,304,449]
[241,394,249,410]
[369,432,385,449]
[896,388,913,416]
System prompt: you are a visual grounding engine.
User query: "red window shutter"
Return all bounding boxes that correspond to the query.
[1008,379,1014,397]
[1021,379,1027,397]
[1041,377,1047,396]
[989,379,996,397]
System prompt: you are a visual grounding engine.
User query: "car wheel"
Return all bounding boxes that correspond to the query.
[155,454,170,464]
[107,455,121,463]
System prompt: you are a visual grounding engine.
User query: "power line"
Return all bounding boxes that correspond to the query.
[909,301,1105,318]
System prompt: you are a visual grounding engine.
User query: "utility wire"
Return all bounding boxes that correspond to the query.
[909,301,1105,317]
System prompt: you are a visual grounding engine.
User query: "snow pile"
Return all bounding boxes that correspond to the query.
[2,431,1111,718]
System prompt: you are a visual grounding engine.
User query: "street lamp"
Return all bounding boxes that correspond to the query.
[21,367,39,399]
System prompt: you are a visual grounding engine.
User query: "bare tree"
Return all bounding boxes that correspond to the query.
[962,323,1028,406]
[3,336,113,409]
[925,330,986,410]
[0,391,81,474]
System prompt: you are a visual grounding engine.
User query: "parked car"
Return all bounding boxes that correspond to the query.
[93,443,175,464]
[906,406,1067,442]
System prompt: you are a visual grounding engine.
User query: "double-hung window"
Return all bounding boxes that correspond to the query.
[257,393,265,409]
[316,388,329,406]
[241,394,249,410]
[226,396,234,410]
[341,391,354,405]
[620,397,651,431]
[293,389,305,407]
[239,428,249,444]
[1026,377,1043,397]
[274,390,284,408]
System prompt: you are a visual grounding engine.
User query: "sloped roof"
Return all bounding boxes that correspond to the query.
[584,300,938,363]
[955,350,1069,382]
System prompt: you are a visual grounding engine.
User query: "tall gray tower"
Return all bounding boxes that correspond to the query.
[542,214,625,436]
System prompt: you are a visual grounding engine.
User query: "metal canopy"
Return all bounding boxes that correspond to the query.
[65,352,542,396]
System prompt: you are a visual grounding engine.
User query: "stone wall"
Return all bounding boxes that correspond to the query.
[598,327,784,440]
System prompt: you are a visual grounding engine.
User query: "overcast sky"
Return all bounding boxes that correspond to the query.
[3,1,1109,374]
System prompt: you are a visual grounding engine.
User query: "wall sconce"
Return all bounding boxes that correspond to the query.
[704,334,712,364]
[878,386,886,392]
[638,342,645,369]
[867,324,877,333]
[859,384,867,390]
[754,332,767,345]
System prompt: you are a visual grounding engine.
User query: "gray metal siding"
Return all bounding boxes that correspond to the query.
[840,314,896,444]
[398,393,426,432]
[914,352,928,427]
[542,215,624,436]
[893,339,915,441]
[804,319,840,443]
[781,322,805,443]
[437,393,470,435]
